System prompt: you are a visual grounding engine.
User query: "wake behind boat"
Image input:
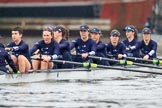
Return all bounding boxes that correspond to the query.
[0,66,158,84]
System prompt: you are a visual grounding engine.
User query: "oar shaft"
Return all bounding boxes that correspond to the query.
[133,62,162,69]
[51,59,83,65]
[125,56,152,62]
[88,56,120,63]
[88,55,162,69]
[125,56,162,65]
[97,64,162,75]
[50,59,162,75]
[31,58,162,75]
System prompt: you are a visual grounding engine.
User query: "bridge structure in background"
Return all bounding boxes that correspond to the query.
[0,0,155,35]
[0,18,111,31]
[0,18,111,36]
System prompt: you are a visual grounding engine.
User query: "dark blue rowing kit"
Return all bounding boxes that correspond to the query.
[70,37,96,63]
[94,40,109,65]
[106,42,127,65]
[137,39,157,59]
[57,39,73,68]
[30,40,59,60]
[6,40,31,65]
[122,39,141,58]
[0,47,18,74]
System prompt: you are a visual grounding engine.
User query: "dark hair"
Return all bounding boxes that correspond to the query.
[57,25,69,40]
[12,27,23,34]
[0,43,4,48]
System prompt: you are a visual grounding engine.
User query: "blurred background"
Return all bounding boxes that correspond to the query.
[0,0,162,49]
[0,0,162,36]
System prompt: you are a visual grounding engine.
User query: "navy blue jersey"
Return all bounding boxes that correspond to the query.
[96,40,107,56]
[70,37,96,63]
[106,42,126,59]
[70,37,96,55]
[122,39,141,57]
[59,39,71,55]
[0,43,4,48]
[94,40,109,65]
[57,39,73,68]
[137,39,157,59]
[30,40,59,60]
[0,47,18,73]
[6,40,31,62]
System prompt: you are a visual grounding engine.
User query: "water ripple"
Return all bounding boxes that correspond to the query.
[0,77,162,108]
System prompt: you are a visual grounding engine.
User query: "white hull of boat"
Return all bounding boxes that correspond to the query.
[0,68,155,84]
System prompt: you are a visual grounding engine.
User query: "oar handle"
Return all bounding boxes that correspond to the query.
[124,57,162,65]
[88,56,162,69]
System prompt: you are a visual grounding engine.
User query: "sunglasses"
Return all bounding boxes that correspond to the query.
[124,26,134,31]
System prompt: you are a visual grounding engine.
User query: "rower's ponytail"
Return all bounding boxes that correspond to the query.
[134,26,138,39]
[128,25,138,39]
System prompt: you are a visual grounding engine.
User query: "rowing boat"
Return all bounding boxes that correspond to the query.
[0,66,157,84]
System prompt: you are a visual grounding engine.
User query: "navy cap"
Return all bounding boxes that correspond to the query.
[47,26,54,31]
[142,27,151,34]
[90,28,101,34]
[123,26,135,32]
[53,26,63,32]
[110,29,120,36]
[80,25,89,31]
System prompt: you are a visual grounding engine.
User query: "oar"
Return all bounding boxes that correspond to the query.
[106,54,162,65]
[88,56,162,69]
[29,68,92,73]
[49,59,162,75]
[0,71,9,75]
[0,70,14,74]
[124,56,162,65]
[31,58,162,75]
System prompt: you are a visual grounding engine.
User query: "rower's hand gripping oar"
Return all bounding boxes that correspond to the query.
[123,56,162,65]
[105,54,162,65]
[88,56,162,69]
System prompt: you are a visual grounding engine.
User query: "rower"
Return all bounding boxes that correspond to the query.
[106,29,127,65]
[0,44,19,74]
[70,25,96,64]
[5,27,31,73]
[30,27,59,70]
[122,25,141,58]
[53,25,73,68]
[138,27,157,60]
[90,28,109,65]
[0,35,4,48]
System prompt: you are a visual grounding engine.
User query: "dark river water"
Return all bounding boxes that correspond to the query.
[0,34,162,108]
